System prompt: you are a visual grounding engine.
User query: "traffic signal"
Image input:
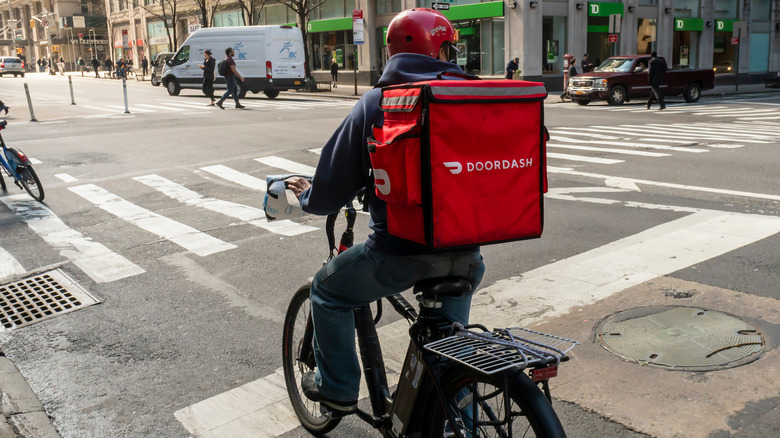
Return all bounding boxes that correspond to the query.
[30,19,36,28]
[16,48,24,55]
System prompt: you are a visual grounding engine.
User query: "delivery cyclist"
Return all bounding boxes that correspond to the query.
[286,8,485,417]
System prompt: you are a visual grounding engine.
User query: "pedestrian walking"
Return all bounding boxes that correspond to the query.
[115,58,125,78]
[505,57,519,79]
[41,58,47,72]
[104,57,113,78]
[78,57,85,76]
[0,100,9,116]
[199,50,216,106]
[330,59,339,88]
[581,53,594,73]
[141,55,148,77]
[215,47,245,110]
[568,58,578,78]
[91,57,100,77]
[647,51,666,110]
[36,59,42,72]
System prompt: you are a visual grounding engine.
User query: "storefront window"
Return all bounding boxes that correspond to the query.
[748,33,769,72]
[262,4,290,25]
[750,0,771,21]
[674,0,700,18]
[588,2,623,66]
[147,21,171,58]
[316,0,345,20]
[542,16,566,74]
[214,11,244,27]
[714,0,738,19]
[311,30,354,71]
[459,23,480,74]
[491,18,504,75]
[636,18,657,55]
[638,0,657,4]
[376,0,402,15]
[713,19,737,71]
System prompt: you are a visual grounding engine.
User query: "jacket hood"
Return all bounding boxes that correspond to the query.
[376,53,465,87]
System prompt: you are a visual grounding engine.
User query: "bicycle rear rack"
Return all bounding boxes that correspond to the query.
[424,327,578,375]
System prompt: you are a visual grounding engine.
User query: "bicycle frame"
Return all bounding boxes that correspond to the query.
[0,130,29,181]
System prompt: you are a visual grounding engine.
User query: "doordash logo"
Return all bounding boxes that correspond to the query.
[443,158,534,174]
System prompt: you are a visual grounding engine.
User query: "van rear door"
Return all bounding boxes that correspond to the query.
[268,27,305,80]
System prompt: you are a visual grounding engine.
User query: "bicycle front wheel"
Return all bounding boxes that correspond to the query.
[425,366,566,438]
[282,284,341,435]
[18,167,44,202]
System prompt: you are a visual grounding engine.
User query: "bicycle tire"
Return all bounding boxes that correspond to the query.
[282,284,341,435]
[18,166,44,202]
[424,366,566,438]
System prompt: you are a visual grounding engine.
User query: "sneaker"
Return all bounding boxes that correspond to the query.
[235,104,245,109]
[646,102,651,109]
[216,101,224,110]
[301,372,357,417]
[659,105,666,110]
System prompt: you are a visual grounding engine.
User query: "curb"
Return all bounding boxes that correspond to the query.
[0,354,60,438]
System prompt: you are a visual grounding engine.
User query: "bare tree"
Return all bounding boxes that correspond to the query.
[141,0,182,52]
[237,0,269,26]
[193,0,223,28]
[279,0,327,78]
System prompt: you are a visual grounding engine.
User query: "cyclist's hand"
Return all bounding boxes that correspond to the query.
[286,177,311,198]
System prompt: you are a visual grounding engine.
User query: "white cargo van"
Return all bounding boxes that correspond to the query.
[161,25,306,99]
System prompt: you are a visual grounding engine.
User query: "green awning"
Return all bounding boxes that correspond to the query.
[307,17,352,33]
[674,17,703,32]
[588,2,624,17]
[443,1,504,22]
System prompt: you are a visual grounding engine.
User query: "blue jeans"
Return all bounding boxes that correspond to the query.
[218,76,239,104]
[310,242,485,402]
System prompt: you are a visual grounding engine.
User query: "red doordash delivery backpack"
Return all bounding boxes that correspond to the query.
[367,78,548,249]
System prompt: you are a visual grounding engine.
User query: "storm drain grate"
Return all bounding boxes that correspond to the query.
[595,306,764,371]
[0,269,99,331]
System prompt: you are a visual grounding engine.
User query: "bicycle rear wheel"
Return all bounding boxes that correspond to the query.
[425,366,566,438]
[18,167,44,202]
[282,284,341,435]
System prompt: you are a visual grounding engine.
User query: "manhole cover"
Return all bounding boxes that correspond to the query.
[0,270,99,331]
[595,306,764,371]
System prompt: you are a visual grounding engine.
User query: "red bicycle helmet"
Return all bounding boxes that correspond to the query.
[386,8,458,58]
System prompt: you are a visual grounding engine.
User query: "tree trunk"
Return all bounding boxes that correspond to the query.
[299,10,311,78]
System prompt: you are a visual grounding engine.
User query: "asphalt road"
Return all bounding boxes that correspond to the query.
[0,73,779,437]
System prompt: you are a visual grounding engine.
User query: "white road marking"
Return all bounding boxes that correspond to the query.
[0,247,26,282]
[104,104,155,113]
[644,124,778,139]
[133,175,316,236]
[547,152,624,165]
[175,208,780,437]
[200,165,267,191]
[54,173,78,183]
[308,148,323,155]
[0,195,145,283]
[552,132,708,152]
[547,143,669,157]
[28,158,42,164]
[738,115,780,121]
[255,156,316,174]
[39,121,66,125]
[68,184,236,256]
[599,126,769,144]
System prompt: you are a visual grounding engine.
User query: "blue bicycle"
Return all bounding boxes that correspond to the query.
[0,120,44,202]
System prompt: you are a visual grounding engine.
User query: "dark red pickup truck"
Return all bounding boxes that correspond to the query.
[567,55,715,105]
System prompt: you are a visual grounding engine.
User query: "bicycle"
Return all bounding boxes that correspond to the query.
[277,182,577,437]
[0,120,44,202]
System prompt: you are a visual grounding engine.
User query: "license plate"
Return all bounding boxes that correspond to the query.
[575,90,585,95]
[294,80,301,85]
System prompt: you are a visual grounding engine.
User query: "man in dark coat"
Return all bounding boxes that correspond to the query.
[568,58,578,78]
[199,50,216,105]
[91,57,100,77]
[647,52,667,110]
[581,53,594,73]
[505,57,519,79]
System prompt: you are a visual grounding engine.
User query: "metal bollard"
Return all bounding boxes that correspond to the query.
[122,76,130,114]
[24,83,37,122]
[69,75,76,105]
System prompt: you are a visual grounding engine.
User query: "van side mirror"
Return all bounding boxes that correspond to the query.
[166,59,173,66]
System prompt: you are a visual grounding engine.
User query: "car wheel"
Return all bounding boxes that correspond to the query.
[264,90,280,99]
[684,83,701,103]
[166,79,181,96]
[574,99,590,106]
[151,75,159,86]
[607,85,626,105]
[20,73,24,78]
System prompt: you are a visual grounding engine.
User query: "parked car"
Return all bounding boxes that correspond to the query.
[150,52,174,86]
[161,25,306,99]
[0,57,25,77]
[713,61,734,74]
[566,55,715,105]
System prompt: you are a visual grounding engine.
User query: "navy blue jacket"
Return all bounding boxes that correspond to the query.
[299,53,467,254]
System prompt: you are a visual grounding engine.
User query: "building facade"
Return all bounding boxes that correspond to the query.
[1,0,108,71]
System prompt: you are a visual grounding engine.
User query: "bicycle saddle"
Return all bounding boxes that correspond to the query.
[414,277,472,299]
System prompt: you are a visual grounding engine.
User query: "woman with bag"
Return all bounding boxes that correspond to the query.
[199,50,216,106]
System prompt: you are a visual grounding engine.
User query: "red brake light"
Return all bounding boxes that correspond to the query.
[266,60,272,79]
[21,62,25,68]
[0,63,4,68]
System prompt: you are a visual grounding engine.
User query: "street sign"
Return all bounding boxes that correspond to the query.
[42,19,49,27]
[731,37,739,45]
[432,2,450,10]
[608,14,621,33]
[352,9,364,45]
[78,33,84,38]
[608,34,619,43]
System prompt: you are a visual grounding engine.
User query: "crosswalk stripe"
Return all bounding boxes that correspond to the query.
[710,111,780,117]
[547,143,669,157]
[700,123,780,135]
[68,184,236,257]
[547,152,623,164]
[0,195,145,283]
[548,134,708,153]
[55,173,78,183]
[104,104,155,113]
[308,148,323,155]
[593,126,768,144]
[738,115,780,120]
[0,247,26,281]
[644,124,777,140]
[135,104,184,111]
[133,175,316,236]
[200,165,267,191]
[255,156,316,174]
[28,158,42,164]
[156,102,214,109]
[81,104,116,113]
